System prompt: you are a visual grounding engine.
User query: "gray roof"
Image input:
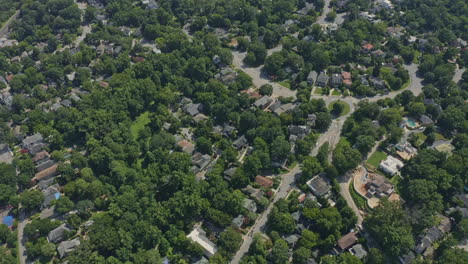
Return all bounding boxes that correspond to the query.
[48,224,70,243]
[232,215,244,228]
[38,177,57,191]
[419,115,433,125]
[307,71,318,84]
[306,174,332,197]
[284,234,300,246]
[254,96,273,108]
[243,198,257,213]
[349,244,367,259]
[36,159,56,172]
[316,72,328,87]
[183,103,202,116]
[330,74,343,87]
[22,133,43,149]
[57,238,80,258]
[233,135,248,149]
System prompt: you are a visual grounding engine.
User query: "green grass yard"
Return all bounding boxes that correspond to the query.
[313,87,323,94]
[366,151,388,168]
[413,132,427,147]
[278,80,291,89]
[131,111,151,139]
[331,90,341,96]
[328,100,351,116]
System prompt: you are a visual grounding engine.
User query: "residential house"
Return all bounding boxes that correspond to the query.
[233,135,248,149]
[187,227,217,257]
[307,71,318,85]
[57,238,80,258]
[419,115,433,126]
[431,140,455,155]
[193,113,208,123]
[342,72,352,87]
[360,75,369,86]
[31,163,58,185]
[414,217,452,256]
[271,103,296,116]
[349,244,367,259]
[361,43,374,53]
[387,27,405,39]
[42,184,61,209]
[307,114,317,127]
[254,96,273,110]
[336,232,358,252]
[284,234,300,248]
[369,76,386,89]
[395,141,417,160]
[297,3,315,16]
[22,133,45,154]
[193,257,209,264]
[243,198,257,213]
[38,177,57,191]
[215,68,238,84]
[242,185,264,201]
[183,103,203,116]
[306,174,332,198]
[379,155,404,176]
[223,167,237,181]
[191,153,211,173]
[365,173,394,198]
[372,49,385,57]
[330,74,343,88]
[316,72,328,87]
[231,215,245,229]
[48,224,70,243]
[289,125,311,140]
[399,252,416,264]
[36,159,56,173]
[175,140,195,154]
[375,0,393,10]
[255,176,273,189]
[0,144,13,164]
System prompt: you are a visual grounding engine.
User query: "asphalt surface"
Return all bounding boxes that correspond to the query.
[230,58,424,262]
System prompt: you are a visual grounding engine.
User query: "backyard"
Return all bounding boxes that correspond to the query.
[130,111,151,139]
[366,150,388,168]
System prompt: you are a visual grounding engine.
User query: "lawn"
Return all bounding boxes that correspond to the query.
[413,132,427,147]
[350,181,368,210]
[131,111,150,139]
[434,133,446,141]
[278,80,291,89]
[313,87,323,94]
[366,151,388,168]
[328,100,350,116]
[331,89,341,96]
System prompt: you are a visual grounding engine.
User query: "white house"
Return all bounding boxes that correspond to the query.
[379,155,404,176]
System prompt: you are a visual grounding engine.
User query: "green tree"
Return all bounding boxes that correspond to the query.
[270,239,289,264]
[259,84,273,96]
[219,227,242,254]
[293,247,311,264]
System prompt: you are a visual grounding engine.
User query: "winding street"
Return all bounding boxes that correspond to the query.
[230,55,424,262]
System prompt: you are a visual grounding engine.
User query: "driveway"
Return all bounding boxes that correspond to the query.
[230,166,301,264]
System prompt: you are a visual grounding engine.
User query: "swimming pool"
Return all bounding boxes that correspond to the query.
[407,118,416,128]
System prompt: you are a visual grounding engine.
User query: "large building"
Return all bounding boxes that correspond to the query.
[187,227,217,257]
[379,155,404,176]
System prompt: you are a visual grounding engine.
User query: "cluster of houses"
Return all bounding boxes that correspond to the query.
[400,216,453,264]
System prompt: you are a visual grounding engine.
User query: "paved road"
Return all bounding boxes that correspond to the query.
[17,211,30,264]
[230,165,301,264]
